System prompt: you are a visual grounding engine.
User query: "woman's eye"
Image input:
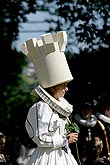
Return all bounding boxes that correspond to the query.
[63,83,67,87]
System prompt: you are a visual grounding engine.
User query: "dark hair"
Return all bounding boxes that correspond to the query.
[0,132,6,140]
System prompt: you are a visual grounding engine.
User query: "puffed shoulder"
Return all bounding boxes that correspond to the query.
[28,101,53,120]
[25,101,53,139]
[30,101,50,109]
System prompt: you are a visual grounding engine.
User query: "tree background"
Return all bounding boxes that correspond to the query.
[0,0,110,163]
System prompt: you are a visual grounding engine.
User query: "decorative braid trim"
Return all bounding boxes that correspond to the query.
[34,85,73,117]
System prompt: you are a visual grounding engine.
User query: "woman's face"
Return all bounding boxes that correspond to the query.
[51,83,68,100]
[104,106,110,118]
[82,107,93,120]
[0,138,6,153]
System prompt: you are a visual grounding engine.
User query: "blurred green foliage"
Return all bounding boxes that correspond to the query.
[0,0,110,163]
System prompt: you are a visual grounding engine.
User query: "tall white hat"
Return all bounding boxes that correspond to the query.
[21,31,73,88]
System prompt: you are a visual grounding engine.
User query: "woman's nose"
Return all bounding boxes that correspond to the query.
[65,86,68,91]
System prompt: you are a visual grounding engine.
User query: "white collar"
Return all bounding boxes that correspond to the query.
[96,112,110,124]
[32,85,73,117]
[74,114,97,127]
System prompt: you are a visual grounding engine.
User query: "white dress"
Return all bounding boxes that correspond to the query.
[25,101,78,165]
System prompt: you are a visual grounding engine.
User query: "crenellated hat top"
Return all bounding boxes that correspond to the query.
[21,31,73,88]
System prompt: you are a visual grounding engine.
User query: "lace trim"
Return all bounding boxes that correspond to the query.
[96,112,110,124]
[33,85,73,117]
[74,114,97,127]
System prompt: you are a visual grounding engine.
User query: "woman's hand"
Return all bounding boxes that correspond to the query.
[67,133,78,143]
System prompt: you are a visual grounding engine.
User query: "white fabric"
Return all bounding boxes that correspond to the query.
[31,85,73,117]
[96,112,110,124]
[21,31,73,88]
[16,144,35,165]
[25,101,78,165]
[74,114,97,127]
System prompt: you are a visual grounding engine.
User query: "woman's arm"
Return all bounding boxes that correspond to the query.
[25,101,67,149]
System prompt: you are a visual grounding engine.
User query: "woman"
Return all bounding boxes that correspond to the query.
[96,95,110,159]
[0,132,11,164]
[25,83,78,165]
[83,136,110,165]
[72,101,109,164]
[21,31,78,165]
